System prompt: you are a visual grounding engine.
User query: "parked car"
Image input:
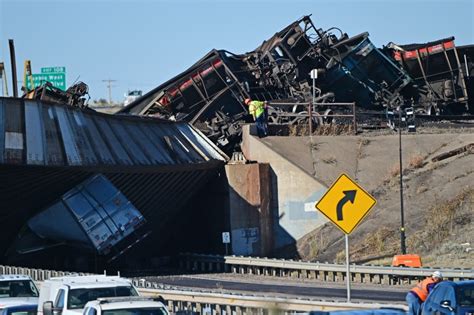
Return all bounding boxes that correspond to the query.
[82,296,168,315]
[421,280,474,315]
[0,275,39,309]
[39,275,139,315]
[0,304,37,315]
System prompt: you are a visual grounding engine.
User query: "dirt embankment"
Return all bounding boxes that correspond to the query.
[272,129,474,268]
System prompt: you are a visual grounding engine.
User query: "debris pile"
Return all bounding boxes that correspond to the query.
[24,81,90,108]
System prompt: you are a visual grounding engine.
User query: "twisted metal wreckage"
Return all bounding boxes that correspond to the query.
[29,15,474,152]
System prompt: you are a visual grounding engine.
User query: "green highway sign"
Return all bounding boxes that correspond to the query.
[41,67,66,74]
[26,73,66,90]
[26,66,66,91]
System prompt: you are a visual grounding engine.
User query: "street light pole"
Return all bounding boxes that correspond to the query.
[398,108,407,255]
[310,69,319,137]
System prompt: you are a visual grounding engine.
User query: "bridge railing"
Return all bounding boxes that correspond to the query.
[0,265,93,281]
[268,101,357,135]
[178,253,474,285]
[1,263,407,314]
[136,284,408,314]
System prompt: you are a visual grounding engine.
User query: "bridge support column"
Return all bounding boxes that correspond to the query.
[225,163,273,257]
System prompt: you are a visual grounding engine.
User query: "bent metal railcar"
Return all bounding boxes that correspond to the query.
[119,15,473,152]
[385,37,474,114]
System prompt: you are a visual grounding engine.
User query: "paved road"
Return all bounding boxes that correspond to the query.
[146,275,407,303]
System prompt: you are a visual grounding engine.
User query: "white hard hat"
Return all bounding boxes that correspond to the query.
[432,271,443,279]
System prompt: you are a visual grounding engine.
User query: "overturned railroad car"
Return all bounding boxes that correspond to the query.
[120,15,473,152]
[384,38,474,114]
[119,15,412,150]
[322,32,413,108]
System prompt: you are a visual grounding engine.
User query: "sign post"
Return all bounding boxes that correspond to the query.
[222,232,230,255]
[345,234,350,301]
[315,173,377,302]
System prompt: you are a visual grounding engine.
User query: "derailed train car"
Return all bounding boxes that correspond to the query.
[119,15,473,151]
[385,38,474,114]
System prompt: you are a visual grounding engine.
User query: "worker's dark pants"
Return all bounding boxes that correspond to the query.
[406,292,421,315]
[255,114,268,138]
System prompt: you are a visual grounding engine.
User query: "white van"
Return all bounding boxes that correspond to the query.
[0,275,39,309]
[39,275,138,315]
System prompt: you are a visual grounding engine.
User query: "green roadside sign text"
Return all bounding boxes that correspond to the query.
[26,71,66,91]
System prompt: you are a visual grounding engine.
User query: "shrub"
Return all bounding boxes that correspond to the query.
[409,154,424,169]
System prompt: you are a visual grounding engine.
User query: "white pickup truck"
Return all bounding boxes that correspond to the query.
[83,297,168,315]
[0,275,39,309]
[40,275,139,315]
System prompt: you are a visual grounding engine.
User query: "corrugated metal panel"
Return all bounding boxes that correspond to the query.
[56,106,82,165]
[125,122,168,164]
[173,128,203,162]
[177,124,227,161]
[136,123,173,164]
[69,110,99,165]
[78,112,115,165]
[25,101,45,165]
[143,124,177,164]
[149,123,201,163]
[0,98,227,167]
[108,119,151,165]
[166,135,193,163]
[174,133,203,162]
[4,99,24,164]
[0,99,4,164]
[41,105,64,165]
[93,116,133,165]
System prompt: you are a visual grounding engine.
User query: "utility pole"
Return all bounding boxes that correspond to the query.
[390,104,415,255]
[398,107,407,255]
[9,39,18,97]
[0,62,8,96]
[102,79,116,104]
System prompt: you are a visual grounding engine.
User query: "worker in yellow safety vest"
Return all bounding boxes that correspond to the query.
[406,271,443,315]
[244,98,268,138]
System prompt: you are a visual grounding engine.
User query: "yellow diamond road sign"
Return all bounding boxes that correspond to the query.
[315,173,376,234]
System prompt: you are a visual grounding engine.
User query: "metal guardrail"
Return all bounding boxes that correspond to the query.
[2,256,472,314]
[0,265,92,280]
[136,284,408,314]
[178,254,474,285]
[1,264,406,314]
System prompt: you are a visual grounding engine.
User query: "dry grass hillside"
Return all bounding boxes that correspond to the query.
[268,128,474,268]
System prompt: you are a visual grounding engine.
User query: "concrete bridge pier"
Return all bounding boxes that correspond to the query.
[225,163,273,257]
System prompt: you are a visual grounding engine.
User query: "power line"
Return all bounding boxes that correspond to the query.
[102,79,117,104]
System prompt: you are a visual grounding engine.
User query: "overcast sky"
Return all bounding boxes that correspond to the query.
[1,0,473,102]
